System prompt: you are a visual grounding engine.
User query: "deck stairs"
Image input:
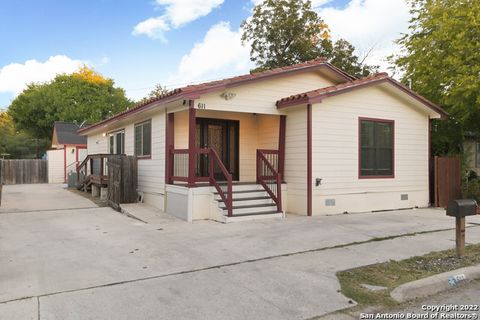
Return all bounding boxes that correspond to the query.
[211,183,284,223]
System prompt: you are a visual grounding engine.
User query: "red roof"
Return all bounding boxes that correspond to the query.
[78,58,355,134]
[276,72,448,118]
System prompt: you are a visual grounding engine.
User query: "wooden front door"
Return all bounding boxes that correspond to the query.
[196,118,239,181]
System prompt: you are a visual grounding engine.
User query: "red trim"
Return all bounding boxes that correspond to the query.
[276,75,448,119]
[278,115,286,178]
[78,59,355,135]
[307,104,312,216]
[188,101,196,187]
[358,117,395,179]
[73,146,87,171]
[63,146,67,183]
[428,116,432,205]
[165,112,175,184]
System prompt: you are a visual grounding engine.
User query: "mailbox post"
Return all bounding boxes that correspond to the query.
[446,199,477,257]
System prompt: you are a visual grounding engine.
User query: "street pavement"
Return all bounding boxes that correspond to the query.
[1,184,480,320]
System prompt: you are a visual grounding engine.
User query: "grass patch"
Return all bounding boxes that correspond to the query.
[337,243,480,308]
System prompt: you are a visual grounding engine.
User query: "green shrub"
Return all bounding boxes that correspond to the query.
[462,176,480,202]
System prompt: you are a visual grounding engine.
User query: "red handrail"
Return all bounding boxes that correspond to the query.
[257,149,282,212]
[209,148,233,217]
[169,147,233,216]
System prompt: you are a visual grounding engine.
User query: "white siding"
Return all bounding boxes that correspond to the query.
[197,71,336,115]
[284,107,308,215]
[311,86,430,215]
[47,149,64,183]
[85,110,166,209]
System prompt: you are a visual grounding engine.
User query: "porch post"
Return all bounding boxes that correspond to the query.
[188,101,196,187]
[307,104,312,216]
[278,115,286,178]
[165,112,175,184]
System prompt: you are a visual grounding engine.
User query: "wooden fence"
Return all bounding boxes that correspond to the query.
[0,159,48,185]
[107,156,138,210]
[433,156,461,208]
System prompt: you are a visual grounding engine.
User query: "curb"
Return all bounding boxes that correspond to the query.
[390,264,480,303]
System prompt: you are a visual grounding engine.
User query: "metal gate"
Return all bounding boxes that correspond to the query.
[434,156,461,207]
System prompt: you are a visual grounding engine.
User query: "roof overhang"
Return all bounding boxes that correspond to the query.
[276,77,448,119]
[79,60,355,136]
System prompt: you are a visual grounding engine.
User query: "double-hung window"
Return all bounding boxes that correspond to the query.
[359,118,394,178]
[134,120,152,158]
[109,130,125,155]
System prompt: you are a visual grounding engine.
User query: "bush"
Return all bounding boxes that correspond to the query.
[462,176,480,202]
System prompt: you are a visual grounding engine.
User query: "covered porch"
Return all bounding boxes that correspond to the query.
[165,105,286,219]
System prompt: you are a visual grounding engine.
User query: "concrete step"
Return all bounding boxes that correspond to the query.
[215,184,263,192]
[217,196,274,207]
[214,189,268,200]
[220,203,278,215]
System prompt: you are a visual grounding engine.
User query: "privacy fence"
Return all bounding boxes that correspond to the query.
[0,159,48,185]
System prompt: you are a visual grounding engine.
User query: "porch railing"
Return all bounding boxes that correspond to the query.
[256,149,282,212]
[76,154,111,187]
[170,147,233,216]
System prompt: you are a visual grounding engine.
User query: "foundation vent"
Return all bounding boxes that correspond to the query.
[401,194,408,201]
[325,199,336,206]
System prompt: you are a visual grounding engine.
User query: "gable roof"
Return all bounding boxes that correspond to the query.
[276,72,448,118]
[53,122,87,145]
[78,58,356,135]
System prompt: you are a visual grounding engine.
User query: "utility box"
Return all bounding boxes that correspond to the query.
[446,199,477,217]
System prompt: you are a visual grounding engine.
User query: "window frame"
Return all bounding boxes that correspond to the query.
[358,117,395,179]
[134,119,152,159]
[108,129,125,155]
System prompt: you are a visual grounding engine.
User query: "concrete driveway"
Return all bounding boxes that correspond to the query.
[1,184,480,320]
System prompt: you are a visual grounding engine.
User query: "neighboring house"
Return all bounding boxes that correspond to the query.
[78,58,447,222]
[47,122,87,183]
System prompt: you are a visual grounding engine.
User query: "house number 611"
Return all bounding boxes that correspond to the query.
[198,103,206,109]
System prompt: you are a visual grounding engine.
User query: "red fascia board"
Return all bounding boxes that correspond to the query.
[277,78,449,119]
[77,92,190,135]
[78,61,353,135]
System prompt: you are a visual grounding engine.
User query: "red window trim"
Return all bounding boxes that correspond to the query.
[358,117,395,179]
[134,119,152,159]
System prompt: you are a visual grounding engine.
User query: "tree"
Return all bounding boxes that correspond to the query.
[8,66,133,140]
[322,39,378,78]
[391,0,480,155]
[138,84,169,104]
[0,111,48,159]
[241,0,378,77]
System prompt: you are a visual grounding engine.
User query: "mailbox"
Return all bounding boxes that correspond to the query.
[446,199,477,217]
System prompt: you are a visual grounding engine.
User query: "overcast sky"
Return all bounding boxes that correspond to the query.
[0,0,411,109]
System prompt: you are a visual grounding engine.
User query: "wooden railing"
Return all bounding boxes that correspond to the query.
[170,147,233,217]
[256,149,282,212]
[76,154,112,187]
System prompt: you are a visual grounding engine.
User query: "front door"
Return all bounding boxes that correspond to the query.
[196,118,239,181]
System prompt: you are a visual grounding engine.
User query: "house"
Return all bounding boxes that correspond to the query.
[47,121,87,183]
[78,58,447,222]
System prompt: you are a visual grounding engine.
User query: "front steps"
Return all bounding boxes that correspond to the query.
[212,184,284,223]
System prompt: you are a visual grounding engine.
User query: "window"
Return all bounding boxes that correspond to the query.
[359,118,394,178]
[134,120,151,157]
[108,130,124,155]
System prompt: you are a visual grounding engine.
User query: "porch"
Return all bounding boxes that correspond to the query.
[165,107,286,220]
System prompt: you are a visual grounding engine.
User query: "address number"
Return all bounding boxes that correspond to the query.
[198,103,206,109]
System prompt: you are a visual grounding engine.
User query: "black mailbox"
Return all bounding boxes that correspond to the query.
[446,199,477,217]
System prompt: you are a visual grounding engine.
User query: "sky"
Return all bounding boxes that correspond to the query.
[0,0,411,109]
